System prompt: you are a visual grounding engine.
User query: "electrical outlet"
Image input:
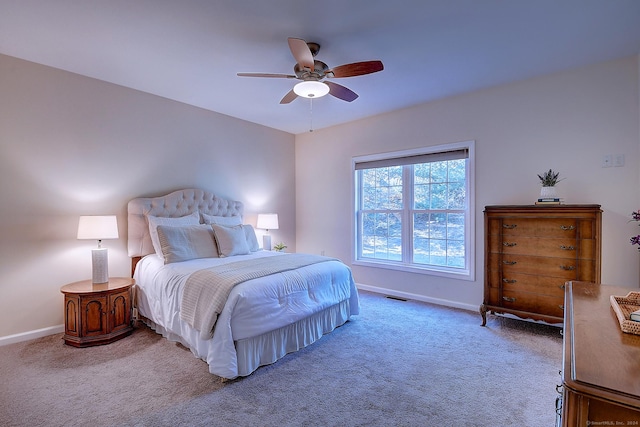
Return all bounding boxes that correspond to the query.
[614,154,625,167]
[602,154,612,168]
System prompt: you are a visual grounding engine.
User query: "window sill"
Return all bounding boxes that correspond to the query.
[352,259,474,281]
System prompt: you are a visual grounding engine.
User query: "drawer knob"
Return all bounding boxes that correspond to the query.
[559,304,564,310]
[502,224,517,229]
[560,225,576,231]
[503,296,516,302]
[559,245,575,250]
[559,284,565,290]
[502,260,517,265]
[503,242,517,247]
[560,265,575,271]
[502,279,517,283]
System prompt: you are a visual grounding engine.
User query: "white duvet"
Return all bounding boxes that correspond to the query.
[134,250,359,378]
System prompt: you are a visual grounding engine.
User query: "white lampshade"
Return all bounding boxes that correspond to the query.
[77,215,118,284]
[294,81,329,98]
[256,213,279,251]
[256,213,279,231]
[77,215,119,240]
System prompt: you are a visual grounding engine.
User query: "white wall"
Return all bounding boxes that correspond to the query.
[2,52,638,342]
[295,56,640,309]
[0,54,295,339]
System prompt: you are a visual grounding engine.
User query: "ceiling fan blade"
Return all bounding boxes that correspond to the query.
[280,89,298,104]
[237,72,296,79]
[325,81,358,102]
[326,60,384,78]
[288,38,314,71]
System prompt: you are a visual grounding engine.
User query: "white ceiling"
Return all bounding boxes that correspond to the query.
[1,1,640,135]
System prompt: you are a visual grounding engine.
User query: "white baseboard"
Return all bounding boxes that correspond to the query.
[355,282,479,313]
[0,324,64,347]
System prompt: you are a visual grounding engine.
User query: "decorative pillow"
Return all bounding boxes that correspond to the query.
[157,224,218,264]
[211,224,250,257]
[147,212,200,257]
[242,224,260,252]
[201,213,242,227]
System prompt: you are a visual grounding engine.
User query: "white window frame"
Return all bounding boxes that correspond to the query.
[352,140,475,281]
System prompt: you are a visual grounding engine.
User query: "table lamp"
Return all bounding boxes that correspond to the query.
[77,215,119,284]
[256,213,279,251]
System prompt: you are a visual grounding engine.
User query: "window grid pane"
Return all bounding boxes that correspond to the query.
[357,154,468,273]
[360,211,402,261]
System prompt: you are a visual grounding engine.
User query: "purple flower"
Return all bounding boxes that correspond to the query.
[631,212,640,251]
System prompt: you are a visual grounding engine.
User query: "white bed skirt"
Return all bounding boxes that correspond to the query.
[140,299,352,378]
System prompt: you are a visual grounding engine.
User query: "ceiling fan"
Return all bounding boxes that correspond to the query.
[237,37,384,104]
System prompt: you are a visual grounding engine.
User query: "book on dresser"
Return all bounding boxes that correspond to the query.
[480,204,602,326]
[535,198,564,205]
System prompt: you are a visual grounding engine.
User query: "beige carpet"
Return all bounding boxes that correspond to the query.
[0,291,562,426]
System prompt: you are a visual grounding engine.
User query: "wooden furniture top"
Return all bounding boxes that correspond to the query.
[485,204,602,213]
[60,277,134,294]
[564,281,640,407]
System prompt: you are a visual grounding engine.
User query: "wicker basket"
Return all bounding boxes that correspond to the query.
[610,291,640,335]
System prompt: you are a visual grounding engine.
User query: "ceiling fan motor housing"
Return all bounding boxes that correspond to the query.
[294,60,329,80]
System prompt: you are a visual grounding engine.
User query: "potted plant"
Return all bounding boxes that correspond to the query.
[537,169,563,199]
[273,242,287,252]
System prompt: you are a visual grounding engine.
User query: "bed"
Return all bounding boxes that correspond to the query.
[128,188,359,379]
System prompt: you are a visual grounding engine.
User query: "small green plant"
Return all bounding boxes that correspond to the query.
[273,242,287,252]
[537,169,563,187]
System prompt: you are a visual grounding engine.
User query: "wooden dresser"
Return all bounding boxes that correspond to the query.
[481,204,601,325]
[560,281,640,425]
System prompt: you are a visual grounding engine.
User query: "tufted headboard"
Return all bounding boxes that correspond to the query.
[127,188,244,260]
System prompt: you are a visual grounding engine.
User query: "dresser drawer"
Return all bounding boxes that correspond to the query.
[497,218,578,238]
[484,288,565,318]
[494,236,579,258]
[499,237,596,260]
[499,273,566,297]
[489,257,597,284]
[500,254,580,279]
[501,290,565,319]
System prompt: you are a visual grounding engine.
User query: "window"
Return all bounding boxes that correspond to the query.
[353,141,475,280]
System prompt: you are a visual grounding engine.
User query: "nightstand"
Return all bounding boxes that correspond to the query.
[60,277,134,347]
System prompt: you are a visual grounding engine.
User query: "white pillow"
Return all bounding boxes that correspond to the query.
[201,213,242,227]
[147,212,200,257]
[211,224,250,257]
[242,224,260,252]
[157,224,218,264]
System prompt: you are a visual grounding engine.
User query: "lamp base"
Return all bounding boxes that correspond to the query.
[262,235,272,251]
[91,247,109,284]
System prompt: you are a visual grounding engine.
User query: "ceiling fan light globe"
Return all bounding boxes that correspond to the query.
[294,81,329,98]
